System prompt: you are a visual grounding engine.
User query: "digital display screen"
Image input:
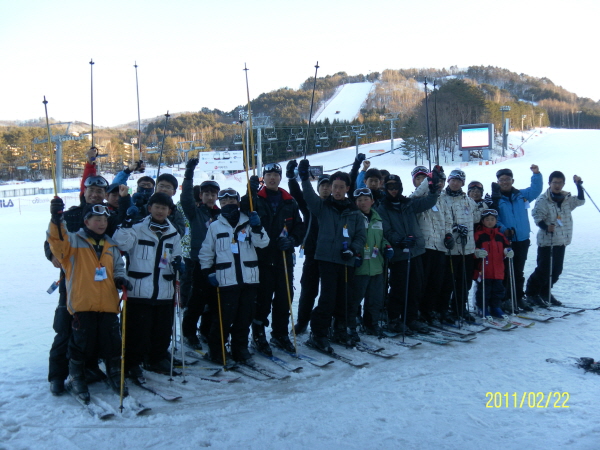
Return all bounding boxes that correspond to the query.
[461,127,490,148]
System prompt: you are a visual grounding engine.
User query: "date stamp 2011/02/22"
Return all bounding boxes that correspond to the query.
[485,392,570,408]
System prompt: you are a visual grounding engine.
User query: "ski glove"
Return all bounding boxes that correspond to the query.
[207,273,219,287]
[298,159,310,182]
[134,160,145,173]
[395,236,416,249]
[249,211,261,228]
[122,206,139,228]
[474,248,488,259]
[286,160,298,179]
[276,236,295,251]
[355,153,366,163]
[443,233,455,250]
[185,158,199,179]
[50,197,64,223]
[504,248,514,258]
[504,228,515,240]
[384,245,394,259]
[249,175,260,196]
[453,224,469,237]
[171,256,184,274]
[114,276,133,292]
[491,182,501,200]
[354,256,363,268]
[341,249,354,261]
[131,192,147,208]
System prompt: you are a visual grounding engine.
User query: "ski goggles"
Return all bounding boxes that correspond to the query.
[263,163,282,174]
[84,176,109,189]
[411,166,429,178]
[468,181,484,192]
[448,170,466,182]
[200,180,220,191]
[218,188,240,201]
[385,183,402,191]
[481,209,498,218]
[84,204,111,219]
[353,187,373,198]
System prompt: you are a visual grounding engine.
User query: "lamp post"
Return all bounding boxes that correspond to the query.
[539,113,544,128]
[521,115,527,132]
[500,106,511,157]
[576,111,582,129]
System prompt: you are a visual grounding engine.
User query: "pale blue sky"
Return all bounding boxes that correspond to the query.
[1,0,597,126]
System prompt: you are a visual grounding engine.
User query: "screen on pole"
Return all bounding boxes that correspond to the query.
[458,123,494,150]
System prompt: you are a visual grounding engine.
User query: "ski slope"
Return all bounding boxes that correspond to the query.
[1,129,599,449]
[312,82,374,123]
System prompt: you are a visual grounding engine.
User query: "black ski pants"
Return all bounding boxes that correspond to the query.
[182,260,216,339]
[388,255,424,323]
[208,284,257,357]
[475,279,505,310]
[525,245,566,297]
[48,279,70,382]
[504,239,530,300]
[254,258,294,337]
[440,253,474,316]
[296,256,320,327]
[125,302,173,368]
[420,249,447,317]
[310,261,354,338]
[69,312,121,364]
[180,256,194,308]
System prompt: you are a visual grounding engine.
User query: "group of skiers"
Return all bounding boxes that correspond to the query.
[45,146,585,401]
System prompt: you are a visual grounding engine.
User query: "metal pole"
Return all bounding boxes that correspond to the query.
[156,111,170,178]
[256,127,263,178]
[304,61,320,160]
[433,80,439,165]
[424,78,432,171]
[501,109,506,157]
[134,62,142,161]
[42,96,57,195]
[90,59,95,147]
[243,63,255,175]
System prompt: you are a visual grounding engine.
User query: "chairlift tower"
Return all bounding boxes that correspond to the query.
[383,113,399,154]
[33,122,86,193]
[247,113,271,177]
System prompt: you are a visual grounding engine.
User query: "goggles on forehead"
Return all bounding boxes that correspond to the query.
[84,204,110,219]
[354,187,373,198]
[218,188,240,201]
[481,209,498,218]
[84,176,109,188]
[386,183,402,190]
[264,163,282,173]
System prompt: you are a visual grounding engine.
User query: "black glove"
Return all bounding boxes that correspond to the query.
[50,197,64,223]
[122,206,139,228]
[131,192,146,208]
[134,160,145,173]
[286,160,298,179]
[249,175,260,196]
[402,236,417,249]
[171,255,184,274]
[341,249,354,261]
[504,228,514,240]
[491,182,501,200]
[354,256,363,268]
[443,233,455,250]
[276,236,295,251]
[355,153,366,163]
[453,224,469,237]
[185,158,199,179]
[114,276,133,291]
[433,164,444,175]
[427,170,440,193]
[298,159,310,182]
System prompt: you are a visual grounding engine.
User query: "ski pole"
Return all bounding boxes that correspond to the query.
[283,250,298,354]
[345,264,350,347]
[216,286,227,370]
[240,121,254,212]
[481,256,486,319]
[90,59,95,147]
[581,186,600,213]
[119,285,127,413]
[42,97,57,195]
[175,270,187,384]
[303,61,320,159]
[134,62,142,161]
[157,111,170,178]
[402,248,411,343]
[548,231,554,306]
[509,257,517,315]
[169,289,177,382]
[448,249,461,329]
[243,63,256,175]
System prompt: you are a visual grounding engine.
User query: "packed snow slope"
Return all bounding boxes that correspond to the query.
[312,82,374,123]
[1,128,599,450]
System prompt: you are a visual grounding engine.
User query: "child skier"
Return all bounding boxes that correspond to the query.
[112,192,182,380]
[473,209,514,317]
[47,198,132,402]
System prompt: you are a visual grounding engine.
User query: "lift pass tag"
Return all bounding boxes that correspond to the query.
[158,252,168,269]
[47,280,59,294]
[432,205,439,212]
[343,226,349,238]
[556,216,563,226]
[94,266,107,281]
[237,230,246,242]
[231,240,239,254]
[363,246,371,260]
[371,246,379,258]
[299,247,305,258]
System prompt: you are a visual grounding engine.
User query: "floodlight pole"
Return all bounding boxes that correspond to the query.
[500,105,511,157]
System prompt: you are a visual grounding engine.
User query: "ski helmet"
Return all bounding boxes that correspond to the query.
[263,163,282,177]
[411,166,429,179]
[448,169,466,184]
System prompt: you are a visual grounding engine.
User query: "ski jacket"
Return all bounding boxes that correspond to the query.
[288,177,319,259]
[355,208,390,276]
[241,186,304,265]
[47,220,125,315]
[495,172,543,242]
[473,224,510,281]
[112,216,182,304]
[410,179,448,252]
[532,187,585,247]
[198,212,270,287]
[377,191,438,262]
[439,189,481,256]
[179,178,221,263]
[117,195,186,238]
[301,179,366,267]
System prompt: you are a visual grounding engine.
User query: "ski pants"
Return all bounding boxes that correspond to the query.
[182,260,216,339]
[350,273,384,329]
[440,253,474,315]
[125,302,173,368]
[208,284,257,357]
[475,279,505,310]
[420,249,447,317]
[180,256,194,308]
[254,258,294,337]
[504,239,530,300]
[525,245,566,297]
[48,280,70,382]
[296,256,320,327]
[310,261,354,338]
[69,312,121,364]
[388,255,424,323]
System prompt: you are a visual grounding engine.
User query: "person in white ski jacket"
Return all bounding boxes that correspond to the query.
[198,188,269,365]
[525,172,585,306]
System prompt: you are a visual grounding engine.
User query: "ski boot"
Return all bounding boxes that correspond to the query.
[231,347,254,364]
[364,324,383,338]
[252,324,273,356]
[105,357,128,397]
[331,327,354,347]
[347,328,360,344]
[307,332,333,353]
[388,319,414,336]
[490,307,505,319]
[294,321,309,335]
[270,334,296,353]
[408,319,431,334]
[127,364,146,385]
[183,334,202,350]
[49,379,65,396]
[68,359,90,403]
[526,294,547,308]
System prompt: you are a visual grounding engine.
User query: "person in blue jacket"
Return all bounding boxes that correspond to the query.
[490,165,542,310]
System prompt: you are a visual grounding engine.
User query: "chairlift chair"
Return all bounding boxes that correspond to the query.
[286,140,293,152]
[296,143,304,154]
[266,143,274,156]
[233,135,243,145]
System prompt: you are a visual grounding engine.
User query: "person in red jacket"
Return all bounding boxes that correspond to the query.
[473,209,514,318]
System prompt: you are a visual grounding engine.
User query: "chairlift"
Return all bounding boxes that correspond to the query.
[323,140,330,148]
[286,140,293,152]
[265,128,278,141]
[296,128,305,141]
[266,143,274,156]
[375,126,383,135]
[315,141,321,148]
[296,143,304,154]
[233,135,243,145]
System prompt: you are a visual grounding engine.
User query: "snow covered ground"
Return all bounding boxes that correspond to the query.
[1,128,599,449]
[312,82,374,123]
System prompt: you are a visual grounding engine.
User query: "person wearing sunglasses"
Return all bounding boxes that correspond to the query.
[199,188,270,365]
[378,173,440,335]
[297,159,366,353]
[47,197,131,401]
[240,162,305,356]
